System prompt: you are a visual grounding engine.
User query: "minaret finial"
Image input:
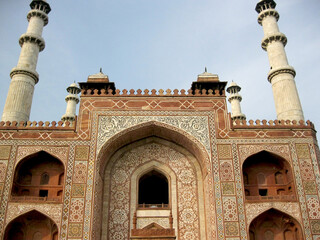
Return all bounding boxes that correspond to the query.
[205,67,207,73]
[100,67,103,73]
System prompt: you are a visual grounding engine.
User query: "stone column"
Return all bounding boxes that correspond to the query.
[256,0,304,121]
[1,0,51,122]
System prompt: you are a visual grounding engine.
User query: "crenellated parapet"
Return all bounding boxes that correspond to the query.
[231,119,314,130]
[80,88,226,97]
[0,119,76,131]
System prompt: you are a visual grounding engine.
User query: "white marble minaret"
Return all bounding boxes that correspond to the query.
[227,82,246,121]
[256,0,304,121]
[61,83,81,123]
[1,0,51,122]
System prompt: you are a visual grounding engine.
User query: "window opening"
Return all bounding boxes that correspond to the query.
[138,170,168,207]
[39,190,48,197]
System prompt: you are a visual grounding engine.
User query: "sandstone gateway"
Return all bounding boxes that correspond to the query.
[0,0,319,239]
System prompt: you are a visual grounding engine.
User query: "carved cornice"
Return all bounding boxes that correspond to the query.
[10,67,39,84]
[27,9,49,26]
[261,33,287,50]
[258,9,279,25]
[19,33,45,52]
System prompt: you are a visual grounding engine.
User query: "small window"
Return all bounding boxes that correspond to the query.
[245,189,250,196]
[259,189,268,196]
[57,190,63,196]
[39,190,48,197]
[40,173,49,185]
[138,170,168,206]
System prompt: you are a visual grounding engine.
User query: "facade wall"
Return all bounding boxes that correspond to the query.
[0,93,319,239]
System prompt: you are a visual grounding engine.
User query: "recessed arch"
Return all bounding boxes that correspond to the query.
[98,136,207,240]
[242,150,296,201]
[4,210,59,240]
[11,151,64,202]
[248,208,303,240]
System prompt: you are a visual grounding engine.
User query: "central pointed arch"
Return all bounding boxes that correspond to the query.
[93,121,212,240]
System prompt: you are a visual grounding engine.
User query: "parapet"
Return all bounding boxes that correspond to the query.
[80,88,226,97]
[0,119,76,131]
[231,119,314,130]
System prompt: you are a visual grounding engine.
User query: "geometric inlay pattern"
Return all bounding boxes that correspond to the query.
[70,198,85,222]
[75,146,89,161]
[220,160,234,181]
[217,145,232,159]
[73,161,87,184]
[223,197,238,221]
[222,182,235,195]
[68,223,83,238]
[0,161,7,182]
[296,144,311,159]
[225,222,239,236]
[311,220,320,234]
[0,146,11,159]
[307,196,320,219]
[71,184,86,198]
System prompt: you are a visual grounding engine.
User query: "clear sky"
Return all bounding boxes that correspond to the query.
[0,0,319,131]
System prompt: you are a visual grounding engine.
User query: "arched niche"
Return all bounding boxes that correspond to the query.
[249,208,303,240]
[4,210,59,240]
[11,151,64,202]
[242,151,296,201]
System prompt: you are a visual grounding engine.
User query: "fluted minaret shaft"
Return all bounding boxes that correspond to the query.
[1,0,51,122]
[256,0,304,121]
[61,83,81,123]
[227,82,246,121]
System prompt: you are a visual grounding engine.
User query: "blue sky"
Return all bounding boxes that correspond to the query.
[0,0,319,131]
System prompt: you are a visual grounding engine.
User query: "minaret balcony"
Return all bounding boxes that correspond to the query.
[19,33,45,51]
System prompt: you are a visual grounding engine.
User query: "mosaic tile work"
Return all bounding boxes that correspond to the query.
[72,184,86,198]
[75,146,89,160]
[0,146,11,159]
[222,182,235,195]
[223,197,238,221]
[68,223,83,238]
[73,161,87,184]
[304,181,318,195]
[296,143,311,158]
[70,198,85,222]
[311,220,320,234]
[306,195,320,219]
[225,222,239,236]
[217,144,232,159]
[0,161,7,182]
[220,160,234,181]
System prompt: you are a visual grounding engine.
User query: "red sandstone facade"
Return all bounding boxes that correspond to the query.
[0,73,320,239]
